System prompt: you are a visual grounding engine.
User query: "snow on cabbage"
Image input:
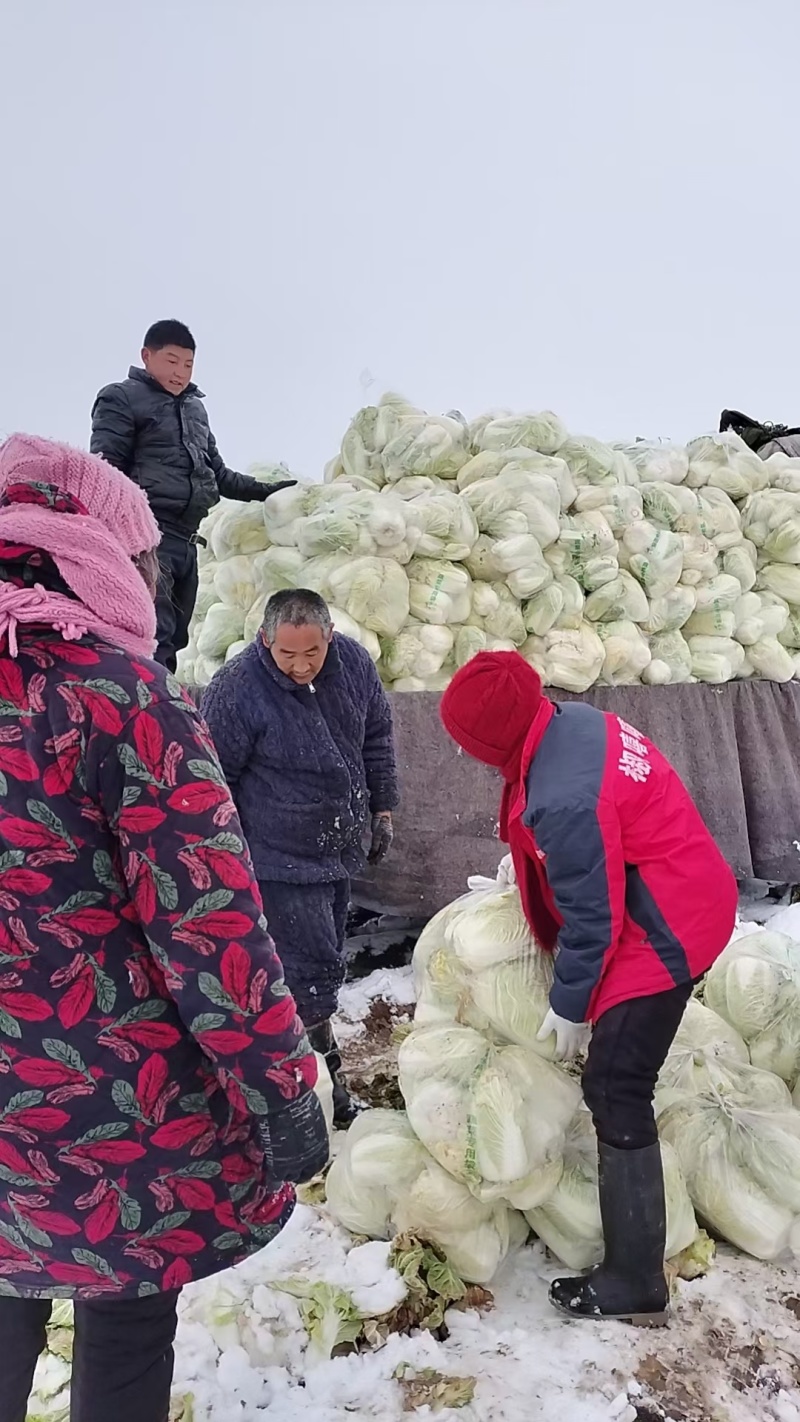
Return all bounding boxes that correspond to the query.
[177,394,800,690]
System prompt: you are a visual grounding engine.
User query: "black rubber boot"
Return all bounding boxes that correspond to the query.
[549,1142,670,1327]
[307,1021,362,1129]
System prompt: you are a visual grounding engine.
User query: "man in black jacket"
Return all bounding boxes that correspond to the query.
[90,319,294,671]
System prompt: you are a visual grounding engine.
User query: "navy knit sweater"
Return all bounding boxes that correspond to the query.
[202,635,399,883]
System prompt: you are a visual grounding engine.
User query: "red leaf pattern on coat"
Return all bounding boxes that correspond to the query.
[0,633,317,1303]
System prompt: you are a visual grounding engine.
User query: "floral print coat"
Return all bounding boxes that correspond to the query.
[0,631,316,1299]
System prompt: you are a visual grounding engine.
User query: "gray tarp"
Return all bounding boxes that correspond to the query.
[353,682,800,918]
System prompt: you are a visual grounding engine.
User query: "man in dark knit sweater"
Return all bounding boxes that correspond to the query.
[202,589,398,1123]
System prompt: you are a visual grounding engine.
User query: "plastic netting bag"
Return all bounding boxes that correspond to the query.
[525,1109,696,1270]
[705,931,800,1088]
[686,432,770,498]
[398,1023,580,1208]
[596,619,652,685]
[381,622,454,681]
[655,999,750,1112]
[208,502,270,562]
[618,443,690,486]
[544,624,605,692]
[407,559,472,626]
[468,581,527,645]
[463,472,561,547]
[327,556,411,637]
[474,411,568,458]
[659,1085,800,1260]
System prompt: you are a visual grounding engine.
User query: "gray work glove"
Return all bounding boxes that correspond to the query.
[257,1092,329,1184]
[368,811,394,866]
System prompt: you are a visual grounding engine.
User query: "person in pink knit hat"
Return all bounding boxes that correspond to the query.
[0,436,327,1422]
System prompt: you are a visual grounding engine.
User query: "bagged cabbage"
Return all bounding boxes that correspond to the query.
[338,405,386,486]
[659,1085,800,1259]
[525,1109,696,1270]
[723,541,758,592]
[639,587,696,636]
[688,634,746,683]
[490,535,552,599]
[412,876,554,1051]
[262,482,338,546]
[553,575,586,629]
[392,1155,529,1284]
[686,432,769,498]
[327,556,410,637]
[684,608,736,640]
[463,472,560,547]
[596,620,652,685]
[382,410,471,482]
[692,574,745,616]
[195,567,222,621]
[758,563,800,604]
[213,555,260,611]
[326,1110,428,1239]
[406,490,479,561]
[621,522,683,599]
[407,559,472,626]
[328,608,381,662]
[209,502,270,562]
[475,411,568,458]
[640,482,698,530]
[744,637,796,682]
[382,622,454,681]
[559,437,638,488]
[193,653,224,687]
[572,484,644,534]
[584,570,650,624]
[655,999,750,1111]
[642,630,692,684]
[322,1103,528,1285]
[398,1023,580,1208]
[468,581,526,644]
[619,443,690,486]
[705,931,800,1088]
[544,624,605,692]
[196,603,246,659]
[524,584,565,637]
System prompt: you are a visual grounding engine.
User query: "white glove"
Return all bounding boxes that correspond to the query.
[497,854,516,889]
[537,1007,591,1062]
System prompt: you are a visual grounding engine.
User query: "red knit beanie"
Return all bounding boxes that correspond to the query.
[440,652,544,780]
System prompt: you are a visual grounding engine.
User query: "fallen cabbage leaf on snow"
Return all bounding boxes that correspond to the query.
[394,1364,476,1413]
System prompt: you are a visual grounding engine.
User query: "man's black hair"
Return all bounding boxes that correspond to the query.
[262,589,332,641]
[143,319,196,353]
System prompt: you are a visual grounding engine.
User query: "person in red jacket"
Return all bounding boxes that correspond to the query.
[440,651,737,1327]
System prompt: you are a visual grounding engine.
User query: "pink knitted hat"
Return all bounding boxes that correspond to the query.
[0,434,159,555]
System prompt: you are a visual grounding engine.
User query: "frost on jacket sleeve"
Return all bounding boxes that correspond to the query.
[90,384,137,476]
[206,428,269,502]
[97,693,318,1121]
[201,668,256,792]
[530,797,626,1025]
[362,661,399,814]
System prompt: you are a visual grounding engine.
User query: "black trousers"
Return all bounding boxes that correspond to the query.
[155,532,198,674]
[582,983,692,1150]
[0,1290,179,1422]
[259,879,350,1027]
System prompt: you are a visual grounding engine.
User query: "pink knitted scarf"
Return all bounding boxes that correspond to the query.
[0,504,157,660]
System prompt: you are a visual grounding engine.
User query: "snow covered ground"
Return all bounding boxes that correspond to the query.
[162,946,800,1422]
[171,1201,800,1422]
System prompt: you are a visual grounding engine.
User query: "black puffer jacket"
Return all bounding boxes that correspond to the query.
[91,367,272,537]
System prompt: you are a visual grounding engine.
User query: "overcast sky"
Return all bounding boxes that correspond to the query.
[1,0,798,479]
